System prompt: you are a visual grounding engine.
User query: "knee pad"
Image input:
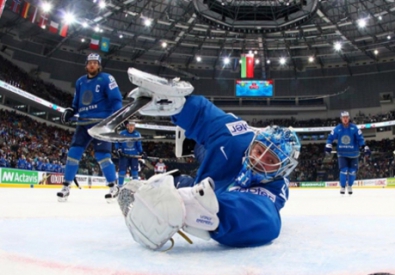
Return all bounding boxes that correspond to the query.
[340,167,349,174]
[66,147,85,166]
[348,167,357,176]
[95,152,113,169]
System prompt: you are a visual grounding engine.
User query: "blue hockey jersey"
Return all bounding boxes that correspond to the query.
[172,95,289,247]
[115,130,143,156]
[73,72,123,119]
[326,123,365,158]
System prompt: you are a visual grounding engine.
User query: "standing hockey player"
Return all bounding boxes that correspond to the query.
[115,120,143,185]
[325,111,367,195]
[57,53,123,202]
[115,68,301,250]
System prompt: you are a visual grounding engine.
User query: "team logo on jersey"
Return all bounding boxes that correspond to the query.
[126,141,136,148]
[341,135,351,144]
[95,85,100,93]
[82,90,93,105]
[229,186,276,202]
[109,82,118,90]
[226,121,252,136]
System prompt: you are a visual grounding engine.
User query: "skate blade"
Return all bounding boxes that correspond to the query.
[57,196,68,202]
[127,68,194,96]
[106,197,117,204]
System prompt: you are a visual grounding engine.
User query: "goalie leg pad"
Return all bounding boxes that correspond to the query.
[118,180,145,217]
[125,175,186,250]
[177,177,219,238]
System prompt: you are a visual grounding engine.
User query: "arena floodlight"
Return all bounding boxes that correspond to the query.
[357,18,367,28]
[224,57,230,64]
[334,42,342,51]
[144,19,152,27]
[41,2,52,13]
[196,56,202,62]
[279,57,286,65]
[63,13,75,24]
[99,1,106,9]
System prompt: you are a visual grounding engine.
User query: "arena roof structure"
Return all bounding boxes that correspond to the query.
[1,0,395,78]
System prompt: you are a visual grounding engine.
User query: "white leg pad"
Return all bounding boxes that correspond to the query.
[177,177,219,239]
[125,175,186,250]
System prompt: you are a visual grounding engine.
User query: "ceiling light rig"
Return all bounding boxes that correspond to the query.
[193,0,320,33]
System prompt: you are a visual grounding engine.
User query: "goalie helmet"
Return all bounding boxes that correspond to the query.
[86,53,102,65]
[235,126,301,187]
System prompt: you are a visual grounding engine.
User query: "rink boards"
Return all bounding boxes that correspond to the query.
[1,167,395,189]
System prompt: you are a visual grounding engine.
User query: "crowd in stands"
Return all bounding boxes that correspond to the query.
[0,55,73,108]
[2,107,395,182]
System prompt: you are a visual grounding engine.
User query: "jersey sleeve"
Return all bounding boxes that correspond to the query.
[72,78,81,112]
[104,74,123,112]
[136,132,143,153]
[326,125,337,145]
[171,95,250,146]
[356,127,365,147]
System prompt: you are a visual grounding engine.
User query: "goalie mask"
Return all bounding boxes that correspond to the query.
[235,126,301,188]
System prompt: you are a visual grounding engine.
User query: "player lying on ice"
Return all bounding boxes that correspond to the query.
[116,68,301,250]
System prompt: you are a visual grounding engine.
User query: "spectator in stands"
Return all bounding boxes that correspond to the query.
[154,158,167,174]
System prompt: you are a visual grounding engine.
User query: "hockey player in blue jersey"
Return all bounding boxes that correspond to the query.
[114,120,143,184]
[57,53,123,202]
[115,68,301,250]
[325,111,367,195]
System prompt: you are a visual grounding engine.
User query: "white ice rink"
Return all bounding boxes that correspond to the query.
[1,187,395,275]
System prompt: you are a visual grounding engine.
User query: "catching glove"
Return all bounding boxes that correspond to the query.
[324,144,332,156]
[61,108,76,124]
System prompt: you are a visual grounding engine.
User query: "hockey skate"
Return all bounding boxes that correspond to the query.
[340,187,345,195]
[127,68,194,97]
[126,68,194,117]
[347,185,353,195]
[105,184,120,203]
[57,185,70,202]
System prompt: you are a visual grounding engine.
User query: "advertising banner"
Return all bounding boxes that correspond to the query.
[299,182,325,188]
[326,181,339,187]
[0,168,39,184]
[361,178,386,187]
[289,182,299,187]
[91,176,107,186]
[386,178,395,187]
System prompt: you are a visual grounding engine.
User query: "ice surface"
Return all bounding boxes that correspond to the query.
[1,187,395,275]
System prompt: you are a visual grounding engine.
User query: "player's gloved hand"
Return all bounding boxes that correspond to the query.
[117,149,122,158]
[364,146,371,157]
[324,144,332,157]
[61,108,76,124]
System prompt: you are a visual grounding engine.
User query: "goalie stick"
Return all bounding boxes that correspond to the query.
[88,96,151,142]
